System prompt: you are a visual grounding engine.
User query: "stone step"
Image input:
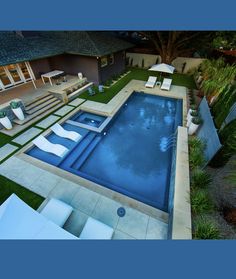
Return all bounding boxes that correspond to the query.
[24,92,52,107]
[25,97,59,115]
[25,94,55,110]
[13,100,62,125]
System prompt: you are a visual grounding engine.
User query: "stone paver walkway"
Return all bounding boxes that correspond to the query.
[0,156,168,239]
[68,98,85,107]
[54,105,74,116]
[0,144,18,162]
[36,115,60,129]
[12,127,42,145]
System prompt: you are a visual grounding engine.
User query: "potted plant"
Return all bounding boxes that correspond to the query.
[10,101,25,121]
[187,104,197,121]
[0,111,13,130]
[187,110,198,127]
[188,117,202,135]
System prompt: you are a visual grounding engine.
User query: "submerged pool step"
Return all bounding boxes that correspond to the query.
[71,135,102,170]
[58,132,96,168]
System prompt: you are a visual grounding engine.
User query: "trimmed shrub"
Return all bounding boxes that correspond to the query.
[193,217,220,239]
[189,136,206,169]
[191,189,213,215]
[191,168,212,189]
[0,111,6,118]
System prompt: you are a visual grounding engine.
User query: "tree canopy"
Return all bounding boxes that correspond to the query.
[140,31,214,64]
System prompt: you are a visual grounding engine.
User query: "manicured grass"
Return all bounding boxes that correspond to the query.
[0,175,44,209]
[79,67,197,104]
[0,133,12,148]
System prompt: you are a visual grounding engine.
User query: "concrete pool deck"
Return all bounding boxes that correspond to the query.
[0,79,190,239]
[0,156,168,239]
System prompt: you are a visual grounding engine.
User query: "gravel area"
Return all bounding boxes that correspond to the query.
[206,155,236,239]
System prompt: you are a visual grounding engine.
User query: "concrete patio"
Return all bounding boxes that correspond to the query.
[0,156,168,239]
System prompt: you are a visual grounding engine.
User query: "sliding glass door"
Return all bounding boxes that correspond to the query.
[0,62,34,90]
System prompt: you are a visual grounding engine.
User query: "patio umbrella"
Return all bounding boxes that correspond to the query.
[148,63,175,74]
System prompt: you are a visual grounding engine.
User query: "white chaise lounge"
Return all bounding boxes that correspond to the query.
[79,217,114,239]
[40,198,73,227]
[145,76,157,88]
[32,135,69,158]
[51,123,82,142]
[161,78,172,91]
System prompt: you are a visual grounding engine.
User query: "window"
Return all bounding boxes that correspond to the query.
[109,54,114,65]
[101,56,108,67]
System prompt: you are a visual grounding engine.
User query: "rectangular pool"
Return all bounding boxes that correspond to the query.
[27,92,182,212]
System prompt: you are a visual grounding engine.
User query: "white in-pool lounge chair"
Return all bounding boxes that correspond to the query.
[145,76,157,88]
[40,198,73,227]
[32,135,69,158]
[79,217,114,239]
[51,123,82,142]
[161,78,172,91]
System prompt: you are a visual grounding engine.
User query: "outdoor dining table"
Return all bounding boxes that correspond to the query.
[41,70,64,86]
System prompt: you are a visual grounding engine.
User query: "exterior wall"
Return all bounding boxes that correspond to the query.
[29,58,51,79]
[99,51,126,83]
[49,54,100,84]
[126,52,205,73]
[126,52,161,68]
[172,57,206,73]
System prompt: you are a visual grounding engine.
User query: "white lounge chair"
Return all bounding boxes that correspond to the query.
[80,217,114,239]
[51,123,82,142]
[40,198,73,227]
[32,135,69,158]
[145,76,157,88]
[161,78,172,91]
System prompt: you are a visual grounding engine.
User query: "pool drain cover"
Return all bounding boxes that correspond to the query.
[117,207,126,217]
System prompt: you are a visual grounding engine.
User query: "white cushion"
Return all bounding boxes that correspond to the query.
[79,217,114,239]
[40,198,73,227]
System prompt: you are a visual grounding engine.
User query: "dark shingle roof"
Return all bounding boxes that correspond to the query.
[0,31,133,66]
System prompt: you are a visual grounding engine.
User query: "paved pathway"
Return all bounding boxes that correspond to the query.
[54,105,74,116]
[36,115,60,129]
[68,98,85,107]
[0,144,18,161]
[12,127,42,145]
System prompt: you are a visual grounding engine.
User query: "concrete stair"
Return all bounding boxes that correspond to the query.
[13,93,63,125]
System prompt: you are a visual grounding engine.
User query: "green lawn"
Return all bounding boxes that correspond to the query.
[79,67,197,104]
[0,175,44,208]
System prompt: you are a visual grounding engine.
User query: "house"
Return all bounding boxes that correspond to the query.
[0,31,133,91]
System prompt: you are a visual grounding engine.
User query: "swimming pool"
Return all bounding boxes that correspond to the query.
[27,92,182,212]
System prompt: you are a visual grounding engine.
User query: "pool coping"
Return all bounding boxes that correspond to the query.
[16,80,189,230]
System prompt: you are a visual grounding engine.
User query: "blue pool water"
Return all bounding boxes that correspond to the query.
[70,111,106,128]
[27,92,182,211]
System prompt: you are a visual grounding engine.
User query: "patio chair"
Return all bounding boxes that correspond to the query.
[40,198,73,227]
[145,76,157,88]
[51,123,82,142]
[161,78,172,91]
[32,135,69,158]
[79,217,114,239]
[78,72,83,80]
[88,87,96,96]
[98,85,104,93]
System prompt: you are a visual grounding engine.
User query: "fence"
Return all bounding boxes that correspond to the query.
[197,97,222,163]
